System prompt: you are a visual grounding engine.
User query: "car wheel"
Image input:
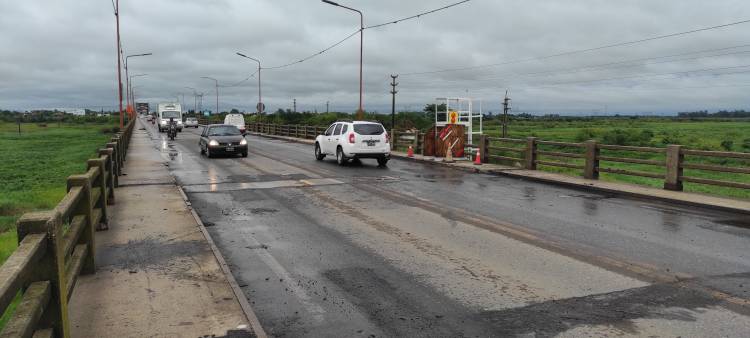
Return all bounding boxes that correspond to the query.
[200,145,205,155]
[336,147,348,166]
[206,147,213,158]
[377,156,389,167]
[315,143,325,161]
[242,152,248,158]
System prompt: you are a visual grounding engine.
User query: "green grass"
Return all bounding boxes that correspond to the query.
[481,118,750,199]
[0,121,117,243]
[0,121,117,327]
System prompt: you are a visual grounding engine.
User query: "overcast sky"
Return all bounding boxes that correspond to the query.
[1,0,749,114]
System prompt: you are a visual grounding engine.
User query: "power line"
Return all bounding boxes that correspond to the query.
[263,30,361,70]
[222,69,260,87]
[262,0,471,70]
[422,44,750,85]
[401,18,750,76]
[365,0,470,29]
[399,64,750,94]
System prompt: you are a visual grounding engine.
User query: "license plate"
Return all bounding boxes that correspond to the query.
[226,146,235,151]
[365,140,378,146]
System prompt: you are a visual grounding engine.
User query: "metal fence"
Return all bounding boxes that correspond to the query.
[0,119,135,337]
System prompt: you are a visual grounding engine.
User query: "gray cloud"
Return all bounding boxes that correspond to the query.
[1,0,749,114]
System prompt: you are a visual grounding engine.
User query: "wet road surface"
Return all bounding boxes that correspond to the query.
[143,120,750,337]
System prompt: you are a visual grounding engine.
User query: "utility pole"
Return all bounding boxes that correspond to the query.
[502,90,511,138]
[390,74,398,129]
[293,99,297,113]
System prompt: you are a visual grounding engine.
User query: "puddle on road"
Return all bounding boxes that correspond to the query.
[716,218,750,229]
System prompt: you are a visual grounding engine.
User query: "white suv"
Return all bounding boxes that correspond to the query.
[314,121,390,166]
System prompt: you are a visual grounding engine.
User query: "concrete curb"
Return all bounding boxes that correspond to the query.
[177,186,268,338]
[249,131,750,215]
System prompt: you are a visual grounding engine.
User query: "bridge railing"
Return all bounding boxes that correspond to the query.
[390,130,422,153]
[248,122,749,193]
[0,119,134,337]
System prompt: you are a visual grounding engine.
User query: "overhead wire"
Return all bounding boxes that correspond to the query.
[401,18,750,76]
[261,0,471,70]
[412,45,750,86]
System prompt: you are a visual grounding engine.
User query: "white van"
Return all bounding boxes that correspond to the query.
[157,103,183,132]
[224,113,246,134]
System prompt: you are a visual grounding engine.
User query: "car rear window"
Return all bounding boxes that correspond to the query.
[208,125,241,136]
[354,124,384,135]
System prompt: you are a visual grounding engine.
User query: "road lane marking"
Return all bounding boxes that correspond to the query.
[182,178,344,193]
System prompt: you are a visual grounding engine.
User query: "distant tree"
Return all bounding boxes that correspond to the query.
[423,103,447,113]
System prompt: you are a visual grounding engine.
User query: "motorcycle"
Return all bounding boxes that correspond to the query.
[167,121,177,141]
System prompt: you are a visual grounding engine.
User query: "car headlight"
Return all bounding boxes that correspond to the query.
[160,120,166,125]
[209,140,219,146]
[239,139,247,145]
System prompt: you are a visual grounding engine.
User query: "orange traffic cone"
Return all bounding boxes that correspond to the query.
[407,145,414,157]
[474,149,482,165]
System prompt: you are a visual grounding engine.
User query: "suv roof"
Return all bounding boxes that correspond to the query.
[335,120,381,124]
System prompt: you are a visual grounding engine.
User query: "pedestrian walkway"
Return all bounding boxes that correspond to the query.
[68,119,261,337]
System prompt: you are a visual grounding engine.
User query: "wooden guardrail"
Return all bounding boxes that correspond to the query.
[246,122,749,193]
[0,119,135,337]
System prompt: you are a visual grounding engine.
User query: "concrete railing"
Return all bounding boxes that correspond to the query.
[483,135,750,192]
[248,122,749,193]
[0,119,135,337]
[248,123,326,140]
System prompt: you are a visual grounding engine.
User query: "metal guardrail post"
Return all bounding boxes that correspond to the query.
[17,211,70,337]
[525,137,537,170]
[664,145,684,191]
[66,174,95,274]
[583,140,600,179]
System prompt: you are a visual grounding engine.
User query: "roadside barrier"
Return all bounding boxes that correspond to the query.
[0,119,135,337]
[247,122,749,193]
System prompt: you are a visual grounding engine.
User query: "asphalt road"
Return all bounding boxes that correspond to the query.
[143,120,750,337]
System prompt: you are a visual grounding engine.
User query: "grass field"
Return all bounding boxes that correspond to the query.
[0,121,118,326]
[480,118,750,199]
[0,121,118,259]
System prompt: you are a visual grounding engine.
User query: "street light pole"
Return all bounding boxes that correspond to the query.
[201,76,219,114]
[185,87,198,114]
[113,0,123,128]
[128,74,147,110]
[125,53,152,118]
[321,0,364,119]
[236,53,262,117]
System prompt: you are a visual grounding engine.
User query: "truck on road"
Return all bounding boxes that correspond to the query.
[157,103,183,132]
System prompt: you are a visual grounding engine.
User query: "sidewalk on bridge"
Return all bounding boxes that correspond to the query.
[69,120,263,337]
[250,132,750,215]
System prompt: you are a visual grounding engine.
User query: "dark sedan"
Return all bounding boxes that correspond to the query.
[199,124,248,158]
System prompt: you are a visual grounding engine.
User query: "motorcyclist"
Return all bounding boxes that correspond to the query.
[168,117,177,139]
